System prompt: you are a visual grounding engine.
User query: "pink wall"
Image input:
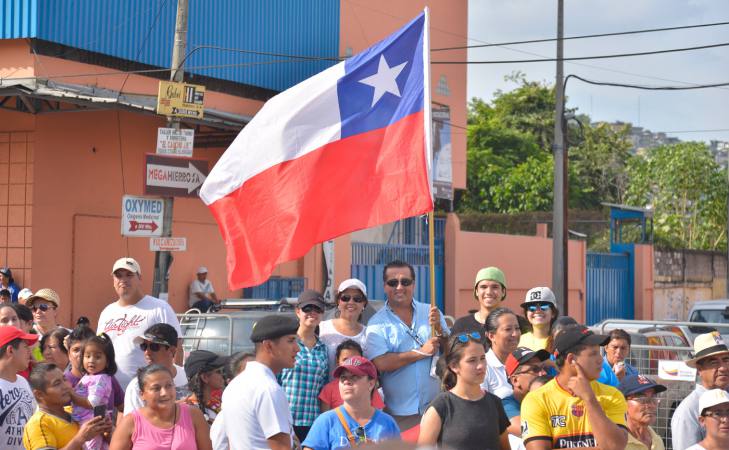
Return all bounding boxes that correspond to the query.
[444,213,587,323]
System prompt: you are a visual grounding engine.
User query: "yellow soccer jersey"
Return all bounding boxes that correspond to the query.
[520,378,627,448]
[23,410,79,450]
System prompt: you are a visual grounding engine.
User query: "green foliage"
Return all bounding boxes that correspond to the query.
[624,142,728,251]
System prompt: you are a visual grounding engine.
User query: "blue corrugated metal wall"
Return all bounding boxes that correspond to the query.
[2,0,339,92]
[586,252,633,325]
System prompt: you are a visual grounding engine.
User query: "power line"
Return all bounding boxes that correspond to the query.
[432,20,729,51]
[565,74,729,91]
[433,41,729,64]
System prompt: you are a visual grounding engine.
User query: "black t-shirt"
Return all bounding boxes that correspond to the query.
[430,391,509,450]
[451,313,486,334]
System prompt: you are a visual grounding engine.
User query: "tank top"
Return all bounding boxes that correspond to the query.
[131,403,198,450]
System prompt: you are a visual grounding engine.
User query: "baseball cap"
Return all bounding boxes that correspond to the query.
[0,326,38,347]
[699,389,729,415]
[618,375,667,397]
[0,267,11,277]
[132,323,178,348]
[332,356,378,381]
[297,289,326,309]
[520,287,557,309]
[111,257,141,275]
[337,279,367,297]
[27,288,61,308]
[197,266,208,274]
[184,350,229,379]
[505,346,551,377]
[250,315,299,343]
[17,288,33,302]
[553,325,610,357]
[686,331,729,368]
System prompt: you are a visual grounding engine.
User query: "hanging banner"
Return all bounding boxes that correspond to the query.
[432,106,453,200]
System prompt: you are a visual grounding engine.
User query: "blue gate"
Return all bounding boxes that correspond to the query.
[586,252,633,325]
[351,217,445,310]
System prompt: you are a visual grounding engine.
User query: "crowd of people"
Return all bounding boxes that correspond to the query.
[1,258,729,449]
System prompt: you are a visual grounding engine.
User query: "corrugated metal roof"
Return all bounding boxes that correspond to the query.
[1,0,339,92]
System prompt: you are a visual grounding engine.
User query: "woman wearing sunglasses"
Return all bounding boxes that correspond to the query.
[279,289,330,443]
[182,350,228,425]
[319,279,369,376]
[518,287,559,352]
[418,332,510,450]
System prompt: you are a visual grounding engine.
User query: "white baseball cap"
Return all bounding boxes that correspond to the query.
[520,286,557,309]
[111,257,141,275]
[699,388,729,415]
[337,278,367,297]
[197,266,208,274]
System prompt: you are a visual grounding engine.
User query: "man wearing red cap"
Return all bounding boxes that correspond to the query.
[0,326,39,450]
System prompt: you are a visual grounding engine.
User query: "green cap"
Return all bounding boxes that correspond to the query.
[474,267,507,296]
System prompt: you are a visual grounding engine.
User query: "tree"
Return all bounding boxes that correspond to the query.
[624,142,728,250]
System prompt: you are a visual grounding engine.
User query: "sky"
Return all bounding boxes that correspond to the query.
[467,0,729,144]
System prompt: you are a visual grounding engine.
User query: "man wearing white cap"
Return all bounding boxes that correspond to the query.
[189,266,218,312]
[686,389,729,450]
[672,331,729,450]
[97,257,181,390]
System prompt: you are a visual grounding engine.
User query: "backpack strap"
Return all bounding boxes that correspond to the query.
[334,406,357,446]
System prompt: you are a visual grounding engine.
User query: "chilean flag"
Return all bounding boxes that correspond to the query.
[200,11,433,289]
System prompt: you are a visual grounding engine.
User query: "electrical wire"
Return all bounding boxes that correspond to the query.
[565,74,729,91]
[432,21,729,51]
[433,41,729,64]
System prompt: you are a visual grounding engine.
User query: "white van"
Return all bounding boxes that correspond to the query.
[686,299,729,343]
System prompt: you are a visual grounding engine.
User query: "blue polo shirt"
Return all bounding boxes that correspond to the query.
[365,300,449,416]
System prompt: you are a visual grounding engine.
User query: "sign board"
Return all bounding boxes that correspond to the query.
[657,360,697,382]
[121,195,164,237]
[150,237,187,252]
[157,127,194,157]
[323,240,335,303]
[157,81,205,118]
[432,106,453,200]
[144,154,208,197]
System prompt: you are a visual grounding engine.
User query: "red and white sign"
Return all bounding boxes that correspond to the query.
[149,237,187,252]
[121,195,164,237]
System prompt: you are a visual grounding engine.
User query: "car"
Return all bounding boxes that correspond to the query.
[686,299,729,343]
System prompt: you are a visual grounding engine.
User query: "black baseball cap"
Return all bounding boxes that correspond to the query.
[250,314,299,343]
[184,350,229,379]
[297,289,326,309]
[553,325,609,357]
[132,323,178,348]
[505,346,551,377]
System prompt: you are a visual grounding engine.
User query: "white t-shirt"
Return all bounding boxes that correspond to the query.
[189,279,215,307]
[0,375,37,450]
[318,319,367,375]
[210,410,228,450]
[97,295,182,390]
[685,445,707,450]
[123,364,189,414]
[482,348,513,399]
[221,361,294,450]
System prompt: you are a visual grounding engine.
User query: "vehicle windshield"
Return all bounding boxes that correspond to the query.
[689,309,729,335]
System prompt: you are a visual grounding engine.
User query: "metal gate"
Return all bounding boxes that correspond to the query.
[586,252,633,324]
[351,217,445,310]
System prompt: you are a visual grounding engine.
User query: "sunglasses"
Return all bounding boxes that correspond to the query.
[32,304,56,312]
[301,305,323,314]
[449,331,482,353]
[385,278,413,288]
[140,342,169,352]
[353,426,367,443]
[628,396,660,406]
[704,409,729,419]
[527,304,552,313]
[339,294,366,303]
[514,365,543,376]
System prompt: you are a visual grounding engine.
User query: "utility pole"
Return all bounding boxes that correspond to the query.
[552,0,568,315]
[153,0,188,298]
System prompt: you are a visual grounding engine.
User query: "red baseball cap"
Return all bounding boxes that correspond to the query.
[0,326,39,348]
[333,356,378,381]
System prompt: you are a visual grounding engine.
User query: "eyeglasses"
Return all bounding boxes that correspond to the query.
[385,278,413,288]
[140,342,169,352]
[628,396,661,406]
[449,331,482,353]
[514,365,543,376]
[32,304,56,312]
[703,409,729,420]
[353,426,367,443]
[301,305,323,314]
[527,304,552,313]
[339,295,366,303]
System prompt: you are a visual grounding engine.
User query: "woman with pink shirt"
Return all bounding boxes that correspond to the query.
[110,364,212,450]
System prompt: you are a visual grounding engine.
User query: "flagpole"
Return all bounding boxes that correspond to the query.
[428,210,437,314]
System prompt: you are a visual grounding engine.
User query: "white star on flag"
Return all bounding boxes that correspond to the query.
[358,54,408,107]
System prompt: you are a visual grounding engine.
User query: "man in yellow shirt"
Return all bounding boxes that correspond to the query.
[23,363,110,450]
[521,325,628,450]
